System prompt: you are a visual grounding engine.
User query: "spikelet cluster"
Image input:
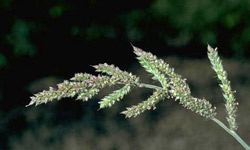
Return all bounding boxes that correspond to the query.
[207,45,238,130]
[121,89,167,118]
[93,63,139,84]
[99,84,131,109]
[27,81,89,106]
[132,45,216,118]
[135,53,169,89]
[27,64,139,109]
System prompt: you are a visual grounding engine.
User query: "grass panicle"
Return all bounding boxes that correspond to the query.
[27,44,250,149]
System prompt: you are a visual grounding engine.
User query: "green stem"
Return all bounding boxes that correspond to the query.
[212,118,250,150]
[137,82,250,150]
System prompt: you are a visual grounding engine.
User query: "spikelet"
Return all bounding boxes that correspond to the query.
[76,88,100,101]
[70,73,92,82]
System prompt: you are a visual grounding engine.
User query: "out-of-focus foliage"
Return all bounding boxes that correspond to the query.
[0,0,250,59]
[0,53,7,68]
[0,91,2,101]
[7,19,36,56]
[49,5,64,18]
[151,0,250,56]
[0,0,12,9]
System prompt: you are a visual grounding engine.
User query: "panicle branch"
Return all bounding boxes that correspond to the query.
[121,89,167,118]
[27,63,140,109]
[99,84,131,109]
[207,45,238,130]
[27,81,88,107]
[136,54,169,89]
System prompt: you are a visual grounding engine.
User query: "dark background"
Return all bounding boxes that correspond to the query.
[0,0,250,149]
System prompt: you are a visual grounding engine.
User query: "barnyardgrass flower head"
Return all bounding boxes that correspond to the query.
[28,45,218,119]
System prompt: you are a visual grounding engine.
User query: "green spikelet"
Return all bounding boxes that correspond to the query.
[99,84,131,109]
[207,45,238,130]
[70,73,93,81]
[121,89,166,118]
[76,88,100,101]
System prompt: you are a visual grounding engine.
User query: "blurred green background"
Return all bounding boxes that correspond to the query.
[0,0,250,149]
